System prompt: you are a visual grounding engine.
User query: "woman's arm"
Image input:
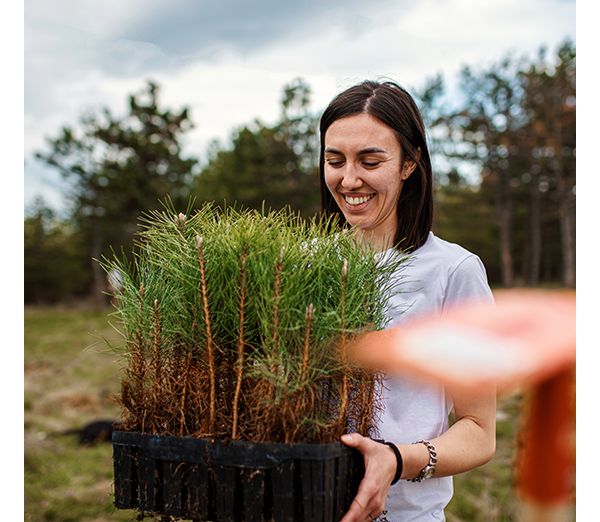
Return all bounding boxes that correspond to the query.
[400,386,496,479]
[340,386,496,522]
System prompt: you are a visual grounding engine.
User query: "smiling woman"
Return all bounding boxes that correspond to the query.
[319,81,496,522]
[320,81,432,255]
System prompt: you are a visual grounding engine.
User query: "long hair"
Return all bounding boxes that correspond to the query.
[319,80,433,251]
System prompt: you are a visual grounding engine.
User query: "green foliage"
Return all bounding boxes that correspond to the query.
[433,178,502,283]
[24,197,92,302]
[102,205,407,442]
[114,205,390,356]
[36,81,197,226]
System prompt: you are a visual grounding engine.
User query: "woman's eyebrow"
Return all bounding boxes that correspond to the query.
[358,147,387,155]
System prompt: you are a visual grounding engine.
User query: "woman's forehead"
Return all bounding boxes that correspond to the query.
[324,113,399,151]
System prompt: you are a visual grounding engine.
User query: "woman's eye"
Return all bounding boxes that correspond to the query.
[362,161,381,168]
[326,159,344,167]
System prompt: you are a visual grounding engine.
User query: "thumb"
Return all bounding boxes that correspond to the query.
[340,432,367,448]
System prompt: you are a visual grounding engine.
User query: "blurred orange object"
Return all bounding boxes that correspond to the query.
[516,366,575,519]
[348,289,575,391]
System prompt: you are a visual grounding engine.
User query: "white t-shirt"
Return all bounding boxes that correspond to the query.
[375,231,494,521]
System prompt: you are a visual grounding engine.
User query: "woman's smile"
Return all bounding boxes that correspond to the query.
[341,192,375,208]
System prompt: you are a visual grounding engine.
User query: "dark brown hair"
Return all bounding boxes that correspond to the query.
[319,80,433,252]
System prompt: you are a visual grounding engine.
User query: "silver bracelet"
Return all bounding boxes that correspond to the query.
[409,440,437,482]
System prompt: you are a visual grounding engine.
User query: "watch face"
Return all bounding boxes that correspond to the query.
[423,466,435,479]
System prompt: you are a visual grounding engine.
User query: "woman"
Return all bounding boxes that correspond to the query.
[319,80,496,521]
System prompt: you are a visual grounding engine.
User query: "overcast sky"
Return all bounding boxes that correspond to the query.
[24,0,575,213]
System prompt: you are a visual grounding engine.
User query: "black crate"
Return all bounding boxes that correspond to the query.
[113,431,364,521]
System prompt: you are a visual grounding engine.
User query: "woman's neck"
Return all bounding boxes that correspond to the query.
[353,228,396,253]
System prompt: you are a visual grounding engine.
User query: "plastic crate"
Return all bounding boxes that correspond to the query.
[113,430,364,521]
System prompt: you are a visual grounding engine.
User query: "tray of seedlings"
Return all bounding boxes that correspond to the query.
[104,204,406,521]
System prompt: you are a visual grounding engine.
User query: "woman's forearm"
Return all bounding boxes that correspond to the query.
[397,388,496,480]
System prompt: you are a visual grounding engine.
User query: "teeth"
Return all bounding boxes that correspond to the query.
[344,194,373,205]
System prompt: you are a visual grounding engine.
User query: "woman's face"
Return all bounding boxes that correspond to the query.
[323,113,414,249]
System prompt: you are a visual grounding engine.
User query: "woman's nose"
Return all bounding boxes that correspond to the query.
[340,164,363,190]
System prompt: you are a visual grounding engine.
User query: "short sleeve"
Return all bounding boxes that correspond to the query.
[442,255,494,314]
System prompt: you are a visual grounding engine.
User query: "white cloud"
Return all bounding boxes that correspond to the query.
[163,61,342,157]
[398,0,575,68]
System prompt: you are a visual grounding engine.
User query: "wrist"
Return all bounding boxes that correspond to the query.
[406,440,438,482]
[397,442,430,480]
[374,439,403,485]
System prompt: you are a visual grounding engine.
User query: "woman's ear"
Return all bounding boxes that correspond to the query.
[401,148,421,180]
[401,160,417,180]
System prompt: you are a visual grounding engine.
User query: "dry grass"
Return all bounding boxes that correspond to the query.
[25,306,131,522]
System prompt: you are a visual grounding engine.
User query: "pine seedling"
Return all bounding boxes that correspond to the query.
[103,205,407,443]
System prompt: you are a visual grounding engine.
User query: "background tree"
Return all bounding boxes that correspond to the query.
[519,41,576,287]
[193,78,321,217]
[24,197,91,303]
[450,56,529,287]
[35,81,198,303]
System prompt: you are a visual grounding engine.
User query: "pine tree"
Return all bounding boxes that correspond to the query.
[35,81,198,302]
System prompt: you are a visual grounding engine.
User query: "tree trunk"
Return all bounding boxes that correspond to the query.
[521,223,530,286]
[499,206,514,287]
[495,170,514,287]
[528,180,542,286]
[90,217,107,307]
[558,196,575,288]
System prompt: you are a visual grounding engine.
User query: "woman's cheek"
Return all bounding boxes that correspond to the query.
[324,172,339,195]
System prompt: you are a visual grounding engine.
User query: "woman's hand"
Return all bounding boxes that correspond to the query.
[339,433,396,522]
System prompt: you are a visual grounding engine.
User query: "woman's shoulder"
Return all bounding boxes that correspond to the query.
[421,234,494,305]
[417,232,481,270]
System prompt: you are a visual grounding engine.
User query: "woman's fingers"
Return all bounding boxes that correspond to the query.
[339,494,367,521]
[340,432,364,449]
[339,486,382,522]
[339,433,391,522]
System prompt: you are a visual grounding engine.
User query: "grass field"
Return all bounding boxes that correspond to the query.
[24,306,522,521]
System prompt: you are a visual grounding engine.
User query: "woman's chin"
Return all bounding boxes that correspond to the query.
[342,217,363,229]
